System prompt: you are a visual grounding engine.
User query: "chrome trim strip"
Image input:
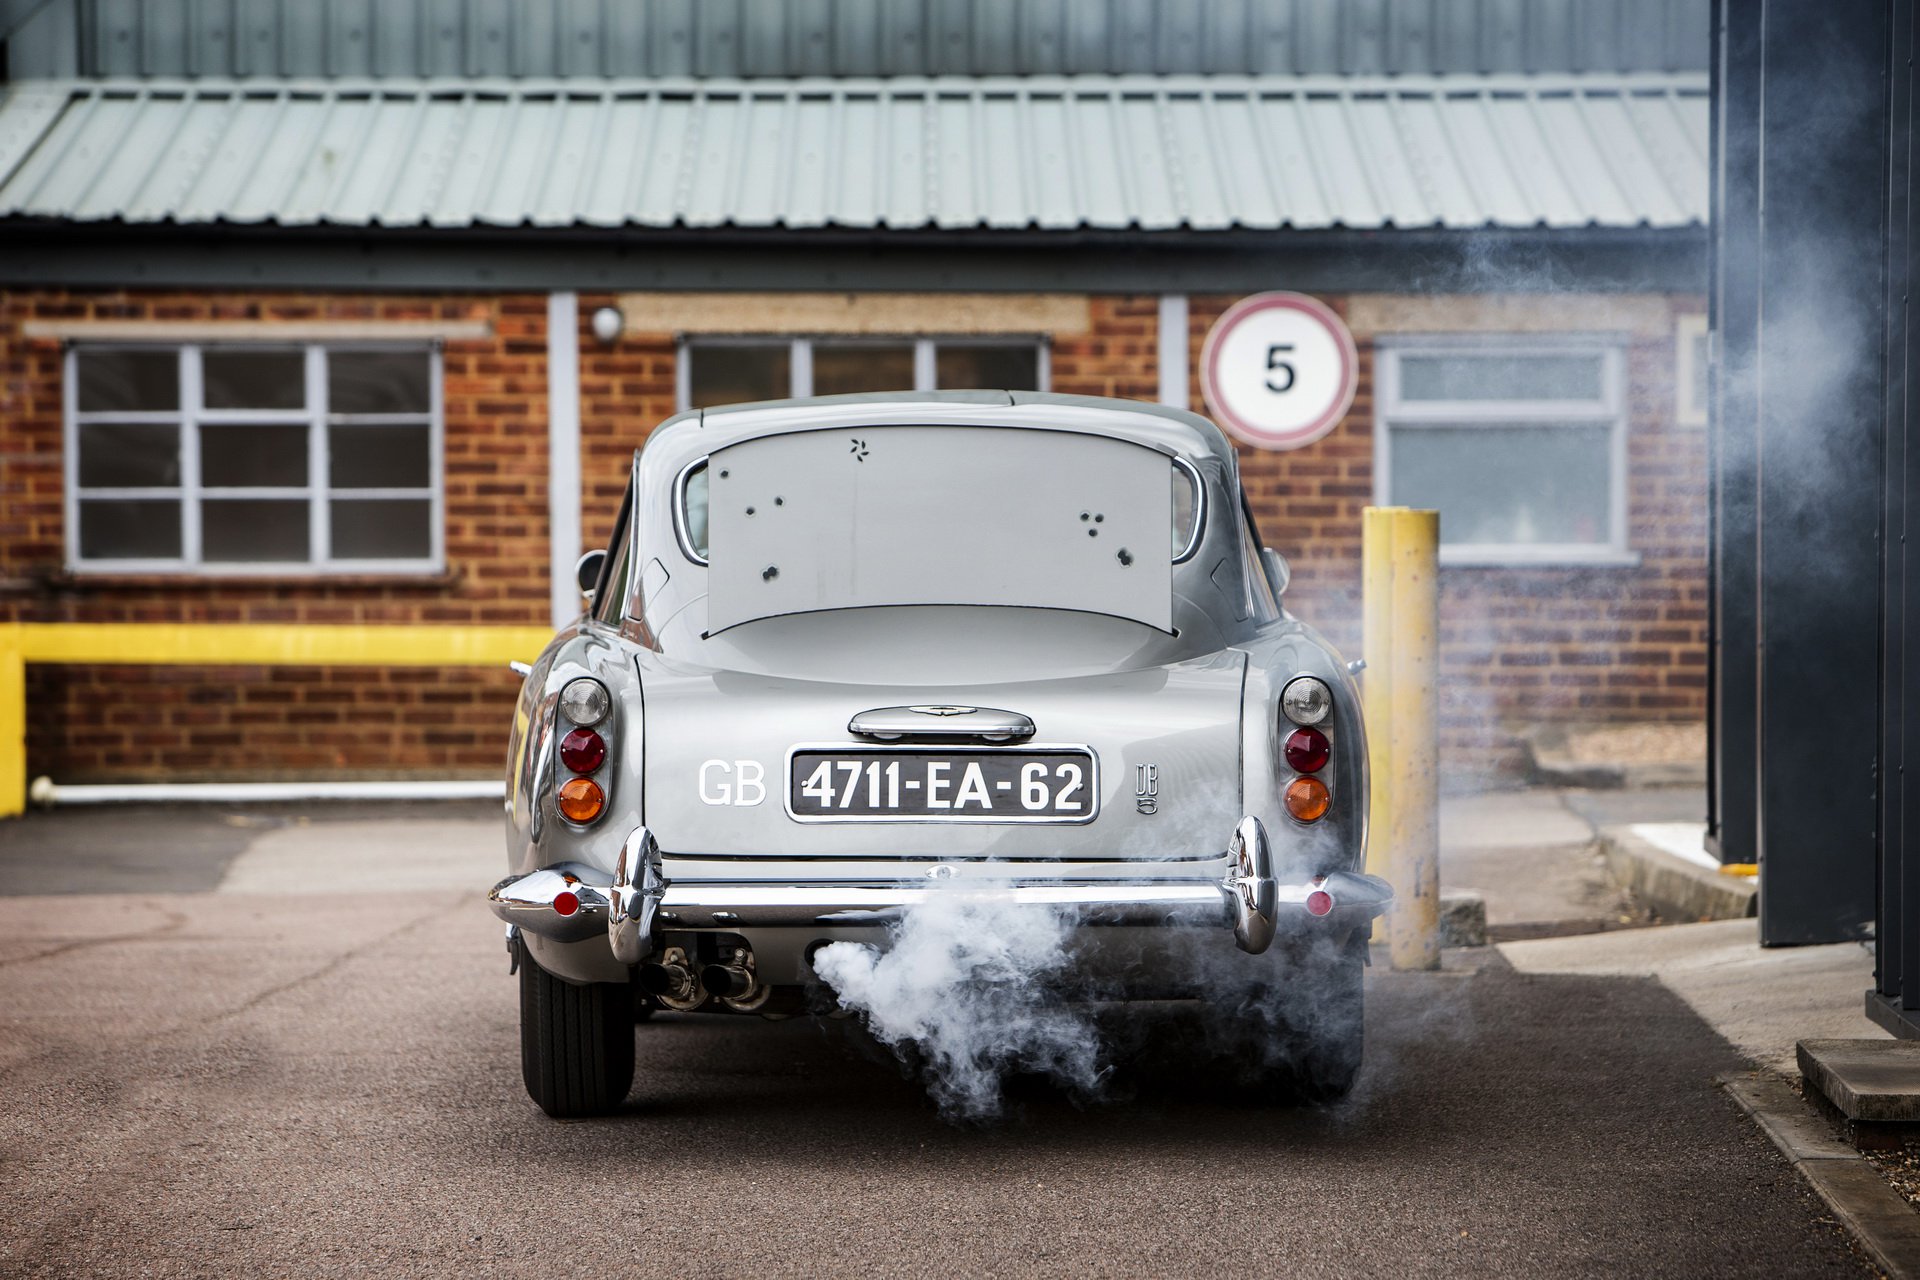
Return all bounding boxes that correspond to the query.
[487,855,1390,939]
[1172,455,1207,564]
[608,826,666,965]
[781,741,1100,825]
[487,863,610,943]
[1225,814,1277,954]
[847,704,1037,742]
[671,453,710,566]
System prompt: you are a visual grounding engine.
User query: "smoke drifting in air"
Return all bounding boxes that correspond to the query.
[811,893,1107,1122]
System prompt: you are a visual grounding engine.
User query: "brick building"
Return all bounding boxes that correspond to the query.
[0,0,1708,787]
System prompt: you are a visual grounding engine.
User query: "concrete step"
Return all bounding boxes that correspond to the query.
[1799,1038,1920,1151]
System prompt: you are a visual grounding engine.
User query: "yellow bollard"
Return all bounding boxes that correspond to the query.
[0,625,22,819]
[1361,507,1441,971]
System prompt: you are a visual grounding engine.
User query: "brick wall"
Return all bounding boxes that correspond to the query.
[0,290,546,781]
[2,286,1706,785]
[578,294,679,552]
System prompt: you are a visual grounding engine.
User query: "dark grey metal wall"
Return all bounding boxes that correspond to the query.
[6,0,1709,81]
[1710,0,1884,946]
[1878,0,1920,1033]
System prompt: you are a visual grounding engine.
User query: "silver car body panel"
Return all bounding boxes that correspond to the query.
[498,391,1375,990]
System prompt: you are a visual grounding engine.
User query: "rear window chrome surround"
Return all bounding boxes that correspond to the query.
[673,454,710,566]
[1172,456,1206,564]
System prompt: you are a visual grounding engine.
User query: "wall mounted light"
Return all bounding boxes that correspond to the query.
[591,306,624,344]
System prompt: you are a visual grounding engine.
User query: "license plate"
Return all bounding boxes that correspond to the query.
[786,746,1099,824]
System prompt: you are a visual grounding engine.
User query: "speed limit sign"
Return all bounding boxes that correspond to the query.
[1200,292,1358,450]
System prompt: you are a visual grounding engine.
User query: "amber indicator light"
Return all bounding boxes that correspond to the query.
[557,777,605,823]
[1284,776,1331,822]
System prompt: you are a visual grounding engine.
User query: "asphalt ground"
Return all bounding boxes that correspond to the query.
[0,803,1871,1277]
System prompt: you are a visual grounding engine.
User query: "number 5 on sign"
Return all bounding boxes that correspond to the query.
[1201,292,1358,451]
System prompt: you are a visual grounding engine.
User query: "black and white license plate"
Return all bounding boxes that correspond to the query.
[786,746,1098,823]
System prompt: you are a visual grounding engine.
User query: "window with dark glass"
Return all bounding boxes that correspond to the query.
[681,337,1046,408]
[67,345,440,571]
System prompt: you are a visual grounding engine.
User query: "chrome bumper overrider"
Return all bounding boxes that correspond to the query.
[486,816,1392,962]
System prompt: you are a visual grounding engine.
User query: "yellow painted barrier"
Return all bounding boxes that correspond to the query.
[1361,507,1442,971]
[0,623,553,819]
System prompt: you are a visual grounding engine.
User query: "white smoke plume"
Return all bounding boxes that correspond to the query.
[811,892,1107,1122]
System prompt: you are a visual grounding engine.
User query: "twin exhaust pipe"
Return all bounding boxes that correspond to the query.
[638,957,757,1003]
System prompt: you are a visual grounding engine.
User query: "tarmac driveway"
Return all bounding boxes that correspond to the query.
[0,805,1871,1277]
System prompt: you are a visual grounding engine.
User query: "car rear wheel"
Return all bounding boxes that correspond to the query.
[519,945,635,1118]
[1211,932,1366,1104]
[1286,933,1366,1103]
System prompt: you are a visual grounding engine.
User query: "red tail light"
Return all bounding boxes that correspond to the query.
[553,890,581,917]
[1283,726,1330,773]
[1306,888,1334,917]
[560,727,606,774]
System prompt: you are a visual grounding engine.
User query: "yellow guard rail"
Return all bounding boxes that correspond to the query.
[0,623,552,818]
[1361,507,1442,971]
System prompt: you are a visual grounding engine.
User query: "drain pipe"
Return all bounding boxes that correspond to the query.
[28,777,505,808]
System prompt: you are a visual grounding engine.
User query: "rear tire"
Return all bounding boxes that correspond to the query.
[1288,934,1366,1103]
[519,947,635,1118]
[1210,932,1366,1104]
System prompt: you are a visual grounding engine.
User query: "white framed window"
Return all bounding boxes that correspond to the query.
[65,344,443,575]
[1376,338,1634,567]
[676,335,1049,410]
[1675,313,1709,427]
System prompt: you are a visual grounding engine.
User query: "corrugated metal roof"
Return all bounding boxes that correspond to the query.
[11,0,1710,82]
[0,74,1708,232]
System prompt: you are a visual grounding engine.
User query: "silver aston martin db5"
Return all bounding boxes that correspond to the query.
[490,391,1388,1116]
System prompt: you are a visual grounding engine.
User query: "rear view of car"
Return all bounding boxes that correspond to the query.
[490,391,1387,1117]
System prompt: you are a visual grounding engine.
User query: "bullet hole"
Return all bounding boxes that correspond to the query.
[774,496,784,505]
[1080,512,1090,521]
[1094,513,1104,523]
[762,565,779,581]
[719,469,729,479]
[1088,529,1098,537]
[1117,548,1133,566]
[746,506,756,516]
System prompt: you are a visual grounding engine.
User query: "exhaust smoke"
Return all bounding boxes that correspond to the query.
[811,892,1107,1122]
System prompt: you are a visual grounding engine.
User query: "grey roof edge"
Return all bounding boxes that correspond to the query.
[0,224,1710,294]
[2,70,1713,94]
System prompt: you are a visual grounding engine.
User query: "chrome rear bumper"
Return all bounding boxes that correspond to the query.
[487,817,1392,964]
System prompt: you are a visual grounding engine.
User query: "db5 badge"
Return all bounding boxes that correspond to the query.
[1135,764,1159,816]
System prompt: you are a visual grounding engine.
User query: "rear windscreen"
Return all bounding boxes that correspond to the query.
[702,426,1174,633]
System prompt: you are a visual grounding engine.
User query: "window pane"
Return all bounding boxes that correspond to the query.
[203,351,305,410]
[78,499,181,559]
[330,425,430,488]
[936,343,1039,390]
[77,350,178,412]
[1688,330,1709,415]
[812,344,914,396]
[331,498,432,559]
[690,345,789,407]
[329,352,432,415]
[203,499,310,561]
[78,423,180,487]
[1398,353,1604,402]
[201,425,308,487]
[1390,423,1612,546]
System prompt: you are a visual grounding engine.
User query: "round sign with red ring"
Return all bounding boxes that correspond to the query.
[1200,292,1358,451]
